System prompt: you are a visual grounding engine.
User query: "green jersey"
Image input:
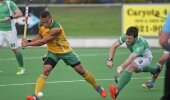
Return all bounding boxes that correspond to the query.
[0,0,18,31]
[119,34,153,58]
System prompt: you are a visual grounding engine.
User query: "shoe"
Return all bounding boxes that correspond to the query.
[16,68,25,75]
[109,84,119,100]
[26,95,39,100]
[142,80,153,90]
[96,85,107,98]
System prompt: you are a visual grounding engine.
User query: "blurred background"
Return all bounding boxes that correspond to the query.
[11,0,170,47]
[13,0,170,4]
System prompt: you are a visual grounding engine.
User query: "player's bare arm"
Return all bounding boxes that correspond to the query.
[107,40,121,68]
[31,33,43,42]
[3,8,22,21]
[13,8,23,18]
[26,28,61,47]
[121,53,138,68]
[159,31,170,50]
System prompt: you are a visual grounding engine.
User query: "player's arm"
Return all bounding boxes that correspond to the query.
[12,8,23,18]
[107,39,121,68]
[30,33,43,42]
[158,51,170,65]
[27,28,61,46]
[3,2,22,21]
[116,53,138,74]
[121,53,138,68]
[117,44,144,74]
[159,31,170,51]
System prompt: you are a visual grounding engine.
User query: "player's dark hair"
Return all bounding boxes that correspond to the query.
[40,10,51,18]
[126,26,138,38]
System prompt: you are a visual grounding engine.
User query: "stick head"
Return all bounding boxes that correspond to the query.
[114,75,118,84]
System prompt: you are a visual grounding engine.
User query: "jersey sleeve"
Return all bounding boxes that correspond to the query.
[10,1,18,12]
[133,43,145,55]
[162,12,170,34]
[118,34,126,45]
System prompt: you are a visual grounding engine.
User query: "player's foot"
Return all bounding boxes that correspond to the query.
[26,95,39,100]
[109,84,119,100]
[96,85,107,98]
[16,68,25,75]
[142,80,153,90]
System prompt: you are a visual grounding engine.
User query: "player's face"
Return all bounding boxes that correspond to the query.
[40,16,52,28]
[125,35,135,45]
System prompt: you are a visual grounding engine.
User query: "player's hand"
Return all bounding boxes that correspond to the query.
[21,38,28,48]
[107,60,113,69]
[117,65,123,74]
[3,17,11,21]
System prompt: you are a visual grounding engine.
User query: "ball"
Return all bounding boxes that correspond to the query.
[37,92,43,97]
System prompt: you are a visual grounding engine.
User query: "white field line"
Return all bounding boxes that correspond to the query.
[0,53,109,61]
[0,50,162,62]
[0,77,164,87]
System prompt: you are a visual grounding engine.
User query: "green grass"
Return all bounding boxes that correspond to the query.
[0,47,164,100]
[48,6,121,37]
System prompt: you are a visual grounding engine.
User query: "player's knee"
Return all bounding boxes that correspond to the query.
[43,65,53,76]
[74,65,86,76]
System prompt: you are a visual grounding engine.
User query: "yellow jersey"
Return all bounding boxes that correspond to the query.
[39,20,72,54]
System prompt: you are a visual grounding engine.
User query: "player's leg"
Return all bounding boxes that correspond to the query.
[109,64,135,99]
[26,52,58,100]
[161,58,170,100]
[109,61,136,99]
[73,64,107,97]
[0,31,4,48]
[142,52,169,89]
[62,51,107,98]
[109,57,151,99]
[35,54,58,95]
[5,30,25,75]
[12,48,25,75]
[151,51,169,82]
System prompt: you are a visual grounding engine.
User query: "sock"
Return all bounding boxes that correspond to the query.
[35,74,47,95]
[117,71,132,91]
[142,65,155,73]
[83,71,98,89]
[15,51,24,68]
[151,64,162,83]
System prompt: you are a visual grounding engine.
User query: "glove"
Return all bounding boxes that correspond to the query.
[117,66,123,74]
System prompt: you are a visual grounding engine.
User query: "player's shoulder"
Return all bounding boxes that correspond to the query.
[51,21,61,28]
[6,0,15,5]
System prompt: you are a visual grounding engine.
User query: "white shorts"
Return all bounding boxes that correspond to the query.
[0,28,18,49]
[134,57,152,69]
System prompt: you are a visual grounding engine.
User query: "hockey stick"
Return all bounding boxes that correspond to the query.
[23,0,29,39]
[114,72,119,84]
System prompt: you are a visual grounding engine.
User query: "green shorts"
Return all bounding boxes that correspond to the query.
[46,51,81,67]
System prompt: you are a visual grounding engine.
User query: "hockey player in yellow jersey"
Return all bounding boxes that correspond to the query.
[21,10,107,100]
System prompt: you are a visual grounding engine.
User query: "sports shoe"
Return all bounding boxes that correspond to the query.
[16,68,25,75]
[96,85,107,98]
[26,95,39,100]
[109,84,119,100]
[142,80,153,90]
